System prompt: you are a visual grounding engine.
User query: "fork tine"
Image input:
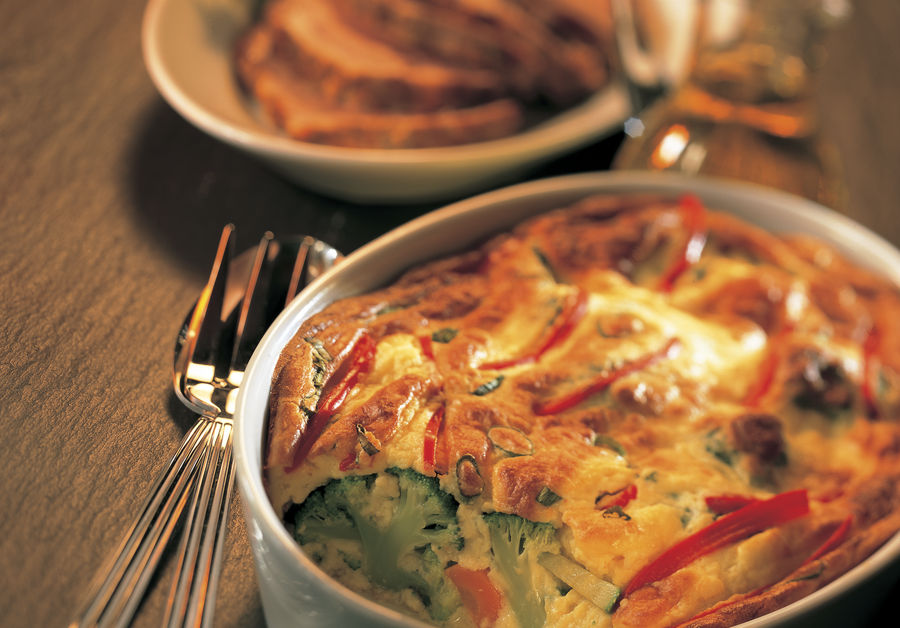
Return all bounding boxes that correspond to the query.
[284,236,314,306]
[229,232,275,375]
[174,225,235,412]
[229,233,315,375]
[189,225,233,363]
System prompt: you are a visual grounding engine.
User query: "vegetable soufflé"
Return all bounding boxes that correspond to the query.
[266,193,900,628]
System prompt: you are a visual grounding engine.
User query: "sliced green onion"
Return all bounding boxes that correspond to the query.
[790,562,825,582]
[431,328,458,343]
[487,426,534,457]
[538,552,620,613]
[304,337,333,362]
[593,435,626,457]
[472,375,504,396]
[536,486,562,507]
[602,506,631,520]
[355,424,381,456]
[374,303,404,316]
[532,246,564,283]
[456,455,484,498]
[705,429,734,467]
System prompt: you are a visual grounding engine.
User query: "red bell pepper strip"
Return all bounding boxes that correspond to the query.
[658,194,708,292]
[614,484,638,508]
[480,288,588,370]
[339,451,358,471]
[446,564,502,626]
[624,489,809,596]
[422,404,445,475]
[743,324,793,407]
[536,337,681,415]
[803,515,853,565]
[743,347,780,407]
[862,325,880,419]
[286,331,377,471]
[419,334,435,361]
[705,494,759,516]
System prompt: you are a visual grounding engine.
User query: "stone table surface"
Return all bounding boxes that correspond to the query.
[2,0,899,626]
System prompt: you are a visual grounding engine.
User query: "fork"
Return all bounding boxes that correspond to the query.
[72,226,341,628]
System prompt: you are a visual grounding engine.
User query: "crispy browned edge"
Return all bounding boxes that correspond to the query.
[677,476,900,627]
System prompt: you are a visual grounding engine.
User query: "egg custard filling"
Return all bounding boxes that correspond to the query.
[265,194,900,628]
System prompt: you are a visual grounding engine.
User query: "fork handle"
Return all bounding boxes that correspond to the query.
[70,419,213,628]
[164,417,235,628]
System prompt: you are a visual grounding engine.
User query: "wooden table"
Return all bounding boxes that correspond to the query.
[2,1,899,626]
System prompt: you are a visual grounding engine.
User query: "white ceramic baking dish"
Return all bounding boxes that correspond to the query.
[234,171,900,628]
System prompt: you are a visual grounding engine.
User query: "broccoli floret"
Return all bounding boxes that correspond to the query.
[483,512,560,628]
[294,468,462,620]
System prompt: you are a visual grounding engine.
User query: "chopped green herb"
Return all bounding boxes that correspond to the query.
[472,375,504,396]
[878,370,891,398]
[644,470,659,482]
[536,486,562,507]
[374,303,405,316]
[488,426,534,457]
[594,435,626,457]
[431,328,458,343]
[601,506,630,520]
[705,429,734,467]
[533,246,564,283]
[304,337,333,362]
[594,486,626,506]
[301,338,332,415]
[790,562,825,582]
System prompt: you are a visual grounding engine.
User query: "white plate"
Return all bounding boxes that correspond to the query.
[234,172,900,628]
[141,0,633,204]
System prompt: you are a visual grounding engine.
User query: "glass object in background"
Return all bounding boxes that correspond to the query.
[613,0,851,211]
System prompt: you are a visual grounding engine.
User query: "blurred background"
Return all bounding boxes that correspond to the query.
[2,0,899,626]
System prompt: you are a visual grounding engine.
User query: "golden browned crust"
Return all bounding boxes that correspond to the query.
[267,192,900,627]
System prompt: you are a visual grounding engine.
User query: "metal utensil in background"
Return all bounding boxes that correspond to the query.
[71,229,341,628]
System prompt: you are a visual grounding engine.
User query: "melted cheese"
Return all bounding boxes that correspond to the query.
[583,283,768,403]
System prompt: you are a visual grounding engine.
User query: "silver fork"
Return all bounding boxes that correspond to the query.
[72,226,341,628]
